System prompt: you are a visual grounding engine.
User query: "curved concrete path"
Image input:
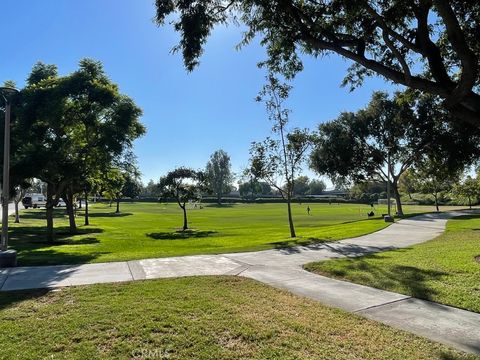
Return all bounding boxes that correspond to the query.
[1,211,479,354]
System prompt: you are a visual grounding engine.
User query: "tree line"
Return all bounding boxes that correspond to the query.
[2,59,145,242]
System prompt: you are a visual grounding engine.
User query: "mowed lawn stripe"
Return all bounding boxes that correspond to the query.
[9,202,460,266]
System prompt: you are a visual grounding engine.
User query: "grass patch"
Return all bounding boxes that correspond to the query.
[0,276,473,359]
[305,214,480,313]
[9,202,463,266]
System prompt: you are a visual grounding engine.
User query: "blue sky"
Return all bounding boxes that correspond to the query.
[0,0,397,186]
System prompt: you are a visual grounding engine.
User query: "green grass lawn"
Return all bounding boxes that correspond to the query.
[8,202,451,266]
[0,276,474,359]
[305,214,480,313]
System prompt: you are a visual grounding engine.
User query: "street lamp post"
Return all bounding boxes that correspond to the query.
[387,150,391,217]
[0,87,19,267]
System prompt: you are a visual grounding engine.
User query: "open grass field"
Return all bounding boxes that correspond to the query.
[305,214,480,313]
[9,201,466,266]
[0,276,474,359]
[8,202,454,266]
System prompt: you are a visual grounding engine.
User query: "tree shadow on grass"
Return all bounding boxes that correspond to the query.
[10,226,104,244]
[204,203,237,208]
[15,208,70,220]
[438,352,477,360]
[0,288,52,311]
[8,226,106,266]
[308,253,447,301]
[15,249,109,267]
[85,212,133,218]
[147,230,218,240]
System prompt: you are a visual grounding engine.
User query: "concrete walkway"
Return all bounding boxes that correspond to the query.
[1,211,479,355]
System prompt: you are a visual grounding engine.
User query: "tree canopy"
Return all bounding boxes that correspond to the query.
[7,59,145,241]
[155,1,480,127]
[158,167,206,231]
[310,91,480,215]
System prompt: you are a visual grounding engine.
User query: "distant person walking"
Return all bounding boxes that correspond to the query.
[307,206,311,215]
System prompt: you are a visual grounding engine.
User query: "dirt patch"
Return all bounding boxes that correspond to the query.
[475,255,480,263]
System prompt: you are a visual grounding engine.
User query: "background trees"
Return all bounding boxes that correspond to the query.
[398,170,417,201]
[238,179,272,200]
[155,1,480,127]
[453,176,480,209]
[10,60,145,241]
[158,168,206,231]
[293,176,326,196]
[307,179,326,196]
[205,150,234,205]
[413,157,461,212]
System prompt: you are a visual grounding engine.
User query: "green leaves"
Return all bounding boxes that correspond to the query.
[155,0,480,126]
[158,167,206,205]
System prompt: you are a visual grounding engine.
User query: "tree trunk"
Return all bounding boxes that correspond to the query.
[46,183,55,243]
[286,194,296,238]
[468,196,472,210]
[14,200,19,223]
[392,180,404,216]
[84,191,89,226]
[408,191,413,200]
[434,193,440,212]
[65,192,77,234]
[116,196,120,213]
[78,198,82,209]
[217,192,222,205]
[181,204,188,231]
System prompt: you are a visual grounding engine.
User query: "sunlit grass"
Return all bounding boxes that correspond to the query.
[305,214,480,312]
[9,201,461,266]
[0,276,473,359]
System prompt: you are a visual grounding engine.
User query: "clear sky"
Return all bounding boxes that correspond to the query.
[0,0,397,186]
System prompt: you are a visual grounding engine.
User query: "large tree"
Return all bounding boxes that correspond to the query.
[155,1,480,127]
[13,60,144,241]
[205,149,234,204]
[310,91,479,215]
[158,168,206,231]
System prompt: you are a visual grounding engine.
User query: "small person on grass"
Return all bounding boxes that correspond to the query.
[307,206,311,215]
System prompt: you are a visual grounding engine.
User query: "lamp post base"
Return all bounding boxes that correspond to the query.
[384,215,394,223]
[0,250,17,268]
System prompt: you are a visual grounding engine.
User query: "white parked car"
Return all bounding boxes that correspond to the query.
[22,193,47,209]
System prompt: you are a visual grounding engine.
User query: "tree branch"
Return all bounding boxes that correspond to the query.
[433,0,479,107]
